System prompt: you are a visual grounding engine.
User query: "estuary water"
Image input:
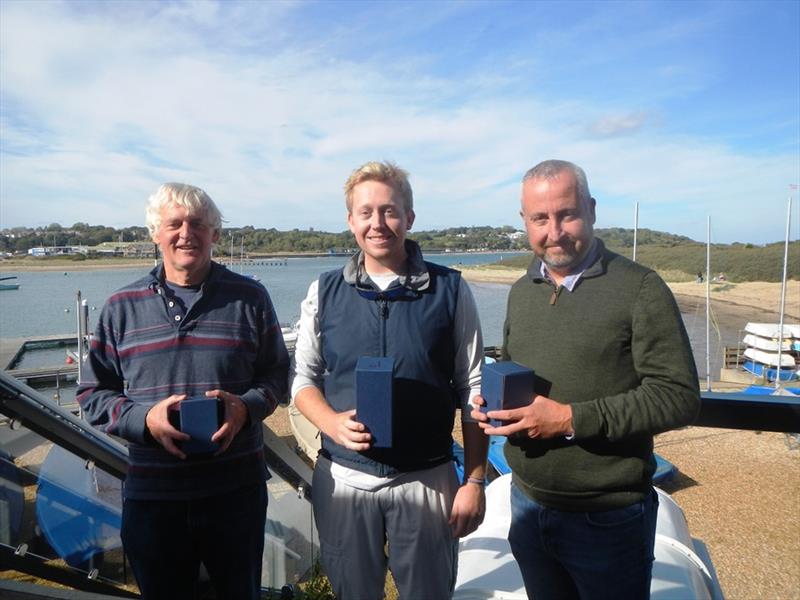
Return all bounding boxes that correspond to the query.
[0,252,516,347]
[0,251,727,379]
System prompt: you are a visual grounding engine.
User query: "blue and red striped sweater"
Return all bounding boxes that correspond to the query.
[77,262,290,500]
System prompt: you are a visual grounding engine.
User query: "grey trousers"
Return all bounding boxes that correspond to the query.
[312,456,460,600]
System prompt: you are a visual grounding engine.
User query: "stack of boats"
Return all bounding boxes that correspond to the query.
[740,322,800,382]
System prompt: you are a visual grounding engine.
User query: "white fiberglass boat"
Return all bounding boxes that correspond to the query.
[453,474,724,600]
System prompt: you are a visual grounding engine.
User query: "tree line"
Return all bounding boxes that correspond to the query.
[1,223,529,254]
[3,223,795,282]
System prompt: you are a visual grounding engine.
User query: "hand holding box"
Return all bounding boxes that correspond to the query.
[481,362,535,427]
[179,396,221,455]
[355,357,394,448]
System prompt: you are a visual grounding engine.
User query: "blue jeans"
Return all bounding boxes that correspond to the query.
[121,483,268,600]
[508,482,658,600]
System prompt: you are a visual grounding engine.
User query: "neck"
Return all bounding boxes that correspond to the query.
[546,268,567,287]
[164,263,211,287]
[363,253,407,277]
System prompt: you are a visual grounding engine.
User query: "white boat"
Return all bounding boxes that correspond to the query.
[742,333,792,352]
[744,322,800,340]
[742,347,796,368]
[454,474,723,600]
[281,321,300,350]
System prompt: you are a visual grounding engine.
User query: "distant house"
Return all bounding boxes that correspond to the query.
[27,246,88,256]
[93,241,155,257]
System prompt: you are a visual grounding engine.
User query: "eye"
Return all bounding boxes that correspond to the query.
[530,215,547,226]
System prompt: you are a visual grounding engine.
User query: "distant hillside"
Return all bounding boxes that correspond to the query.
[594,227,696,247]
[4,223,795,282]
[496,235,799,283]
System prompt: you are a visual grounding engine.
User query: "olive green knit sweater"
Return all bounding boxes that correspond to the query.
[503,241,700,511]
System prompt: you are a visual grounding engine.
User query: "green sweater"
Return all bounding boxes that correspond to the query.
[503,240,700,511]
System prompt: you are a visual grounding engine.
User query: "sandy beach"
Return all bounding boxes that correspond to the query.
[0,258,154,272]
[460,266,800,320]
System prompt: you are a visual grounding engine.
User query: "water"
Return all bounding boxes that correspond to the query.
[0,252,725,378]
[0,253,515,347]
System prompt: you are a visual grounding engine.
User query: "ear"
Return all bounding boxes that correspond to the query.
[347,211,356,235]
[406,208,415,230]
[587,197,597,225]
[212,229,220,243]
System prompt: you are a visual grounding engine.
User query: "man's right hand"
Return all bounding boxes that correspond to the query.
[145,394,191,459]
[326,409,372,451]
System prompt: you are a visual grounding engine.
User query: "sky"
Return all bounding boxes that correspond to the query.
[1,0,798,244]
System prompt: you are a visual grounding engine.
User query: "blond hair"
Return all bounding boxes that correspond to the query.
[343,161,413,213]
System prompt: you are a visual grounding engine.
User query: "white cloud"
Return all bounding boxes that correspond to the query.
[1,1,797,244]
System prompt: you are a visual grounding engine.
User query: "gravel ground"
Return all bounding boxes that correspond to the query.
[656,427,800,600]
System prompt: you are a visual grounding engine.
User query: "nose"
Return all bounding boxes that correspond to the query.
[546,218,563,241]
[370,211,386,229]
[178,221,193,239]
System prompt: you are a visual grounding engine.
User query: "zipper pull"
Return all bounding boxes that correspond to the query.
[379,297,389,318]
[549,286,560,305]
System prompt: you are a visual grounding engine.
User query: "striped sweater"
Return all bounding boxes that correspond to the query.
[76,262,290,500]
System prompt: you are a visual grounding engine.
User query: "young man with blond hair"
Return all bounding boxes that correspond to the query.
[293,161,488,599]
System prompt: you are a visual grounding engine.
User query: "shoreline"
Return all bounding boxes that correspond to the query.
[0,259,156,273]
[459,266,800,321]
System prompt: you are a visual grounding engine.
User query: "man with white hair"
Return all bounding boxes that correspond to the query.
[77,183,289,599]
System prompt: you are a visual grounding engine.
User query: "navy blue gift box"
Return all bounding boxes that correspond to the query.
[355,357,395,448]
[179,396,221,455]
[480,362,535,427]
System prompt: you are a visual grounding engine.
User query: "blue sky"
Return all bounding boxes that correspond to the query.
[1,0,798,244]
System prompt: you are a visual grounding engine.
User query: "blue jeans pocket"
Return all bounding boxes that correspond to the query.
[584,500,644,528]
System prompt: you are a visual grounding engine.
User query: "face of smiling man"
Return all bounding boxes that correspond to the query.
[153,203,220,286]
[520,169,596,285]
[347,179,415,275]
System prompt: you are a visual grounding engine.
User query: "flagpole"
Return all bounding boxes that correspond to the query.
[775,195,792,388]
[706,216,711,391]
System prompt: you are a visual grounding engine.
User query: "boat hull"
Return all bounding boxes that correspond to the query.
[454,474,723,600]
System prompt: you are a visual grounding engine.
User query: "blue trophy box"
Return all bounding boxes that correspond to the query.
[481,362,535,426]
[355,357,395,448]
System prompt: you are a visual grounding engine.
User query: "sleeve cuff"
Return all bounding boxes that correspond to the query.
[570,401,602,439]
[123,401,154,445]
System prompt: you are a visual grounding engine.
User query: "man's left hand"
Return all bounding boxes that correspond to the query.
[481,394,574,439]
[449,481,485,538]
[208,389,248,454]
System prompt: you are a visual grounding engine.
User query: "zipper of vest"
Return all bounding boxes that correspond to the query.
[378,297,389,355]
